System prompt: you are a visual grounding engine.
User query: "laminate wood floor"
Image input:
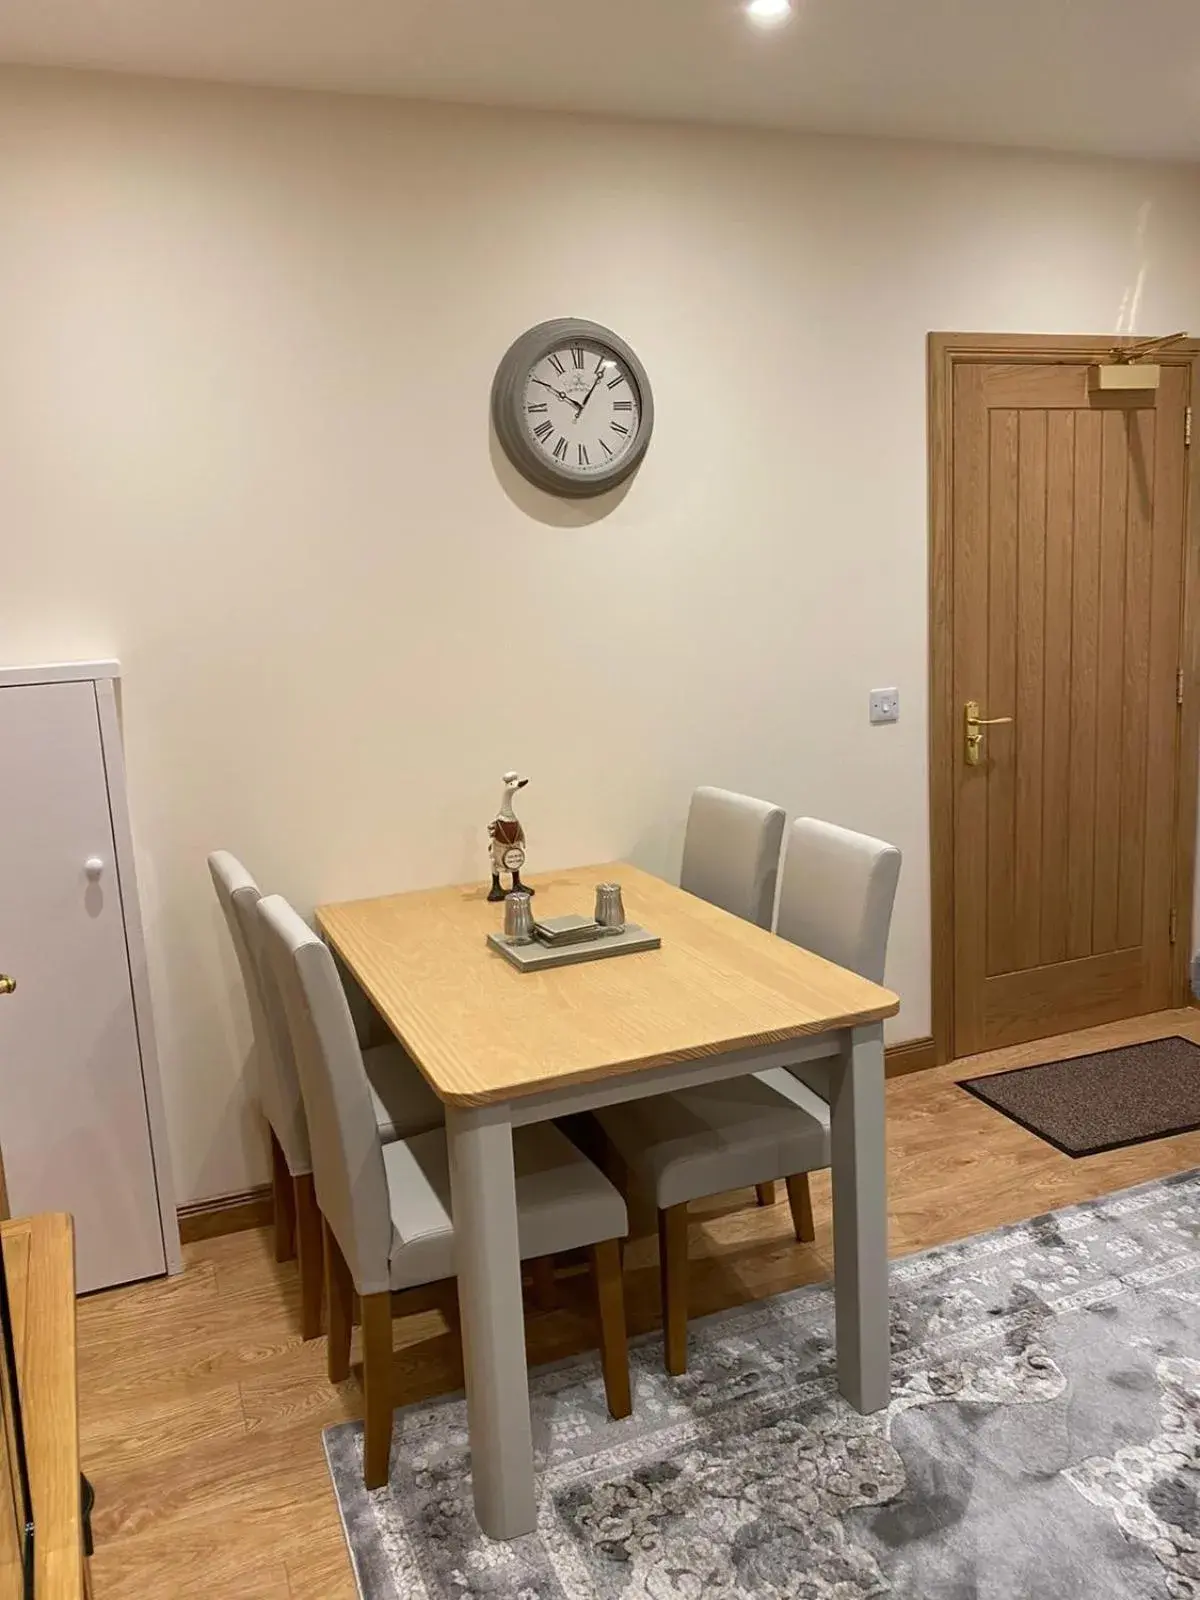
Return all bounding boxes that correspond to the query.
[79,1010,1200,1599]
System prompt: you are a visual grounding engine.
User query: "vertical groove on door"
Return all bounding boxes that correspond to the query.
[987,408,1019,977]
[1067,408,1102,961]
[1143,367,1189,1004]
[1117,407,1155,949]
[952,363,992,1055]
[1014,409,1047,970]
[1093,410,1130,953]
[1041,410,1075,965]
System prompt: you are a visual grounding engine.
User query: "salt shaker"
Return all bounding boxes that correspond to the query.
[504,889,535,944]
[594,882,626,932]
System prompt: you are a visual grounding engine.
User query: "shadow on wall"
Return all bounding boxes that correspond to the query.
[627,814,687,886]
[488,424,632,528]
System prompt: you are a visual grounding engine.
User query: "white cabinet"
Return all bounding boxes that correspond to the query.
[0,662,179,1292]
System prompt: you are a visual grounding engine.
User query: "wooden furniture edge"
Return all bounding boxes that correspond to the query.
[927,333,1200,1066]
[423,997,901,1107]
[1,1211,83,1600]
[177,1186,273,1245]
[174,1035,932,1242]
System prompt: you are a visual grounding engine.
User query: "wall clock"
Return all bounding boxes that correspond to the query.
[491,318,654,498]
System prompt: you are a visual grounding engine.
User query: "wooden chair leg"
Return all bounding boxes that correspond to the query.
[528,1255,557,1312]
[324,1219,353,1384]
[294,1174,324,1341]
[271,1132,296,1263]
[756,1181,777,1208]
[442,1281,466,1391]
[590,1239,632,1419]
[658,1203,690,1377]
[361,1291,394,1490]
[786,1172,816,1243]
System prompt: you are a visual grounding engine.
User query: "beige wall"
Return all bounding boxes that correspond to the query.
[2,68,1199,1203]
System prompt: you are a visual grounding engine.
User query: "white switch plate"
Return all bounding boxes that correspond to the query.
[870,688,900,724]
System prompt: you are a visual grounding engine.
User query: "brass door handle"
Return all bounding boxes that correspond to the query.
[0,975,15,996]
[965,699,1014,766]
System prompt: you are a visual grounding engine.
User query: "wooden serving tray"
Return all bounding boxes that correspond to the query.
[486,923,661,971]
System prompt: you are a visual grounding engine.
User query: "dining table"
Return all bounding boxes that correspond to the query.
[316,861,900,1541]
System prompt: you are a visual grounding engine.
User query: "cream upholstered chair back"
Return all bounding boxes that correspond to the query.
[256,895,393,1297]
[680,787,786,930]
[775,818,901,984]
[208,852,311,1175]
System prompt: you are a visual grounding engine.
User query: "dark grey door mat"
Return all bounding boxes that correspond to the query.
[959,1034,1200,1156]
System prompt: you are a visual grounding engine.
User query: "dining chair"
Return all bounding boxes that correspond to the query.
[680,786,786,931]
[255,893,633,1489]
[775,817,903,1098]
[679,786,786,1208]
[208,854,444,1340]
[596,817,901,1375]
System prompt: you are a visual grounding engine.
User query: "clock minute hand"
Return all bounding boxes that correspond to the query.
[575,368,607,419]
[530,377,582,412]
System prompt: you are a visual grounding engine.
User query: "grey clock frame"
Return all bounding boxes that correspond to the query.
[491,318,654,498]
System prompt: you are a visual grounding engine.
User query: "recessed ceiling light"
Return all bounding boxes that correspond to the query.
[744,0,793,27]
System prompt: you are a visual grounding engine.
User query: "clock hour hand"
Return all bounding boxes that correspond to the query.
[530,377,582,412]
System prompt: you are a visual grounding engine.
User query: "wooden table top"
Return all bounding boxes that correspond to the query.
[317,863,899,1107]
[0,1213,82,1600]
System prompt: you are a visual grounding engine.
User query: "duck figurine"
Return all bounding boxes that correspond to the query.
[487,771,533,901]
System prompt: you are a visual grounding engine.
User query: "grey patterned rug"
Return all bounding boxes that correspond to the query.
[325,1171,1200,1599]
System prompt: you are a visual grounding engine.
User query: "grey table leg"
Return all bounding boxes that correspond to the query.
[446,1101,537,1538]
[829,1020,890,1413]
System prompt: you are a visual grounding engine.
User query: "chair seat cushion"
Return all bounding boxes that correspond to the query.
[384,1122,628,1291]
[596,1074,830,1211]
[363,1042,446,1142]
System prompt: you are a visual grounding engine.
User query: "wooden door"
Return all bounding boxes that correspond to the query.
[0,680,167,1291]
[951,358,1191,1054]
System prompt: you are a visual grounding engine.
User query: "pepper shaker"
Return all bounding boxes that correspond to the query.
[504,889,535,944]
[594,882,626,932]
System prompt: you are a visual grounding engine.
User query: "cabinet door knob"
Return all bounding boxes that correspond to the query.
[85,857,105,880]
[0,975,15,996]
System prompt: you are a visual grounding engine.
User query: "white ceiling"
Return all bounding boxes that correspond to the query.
[2,0,1199,162]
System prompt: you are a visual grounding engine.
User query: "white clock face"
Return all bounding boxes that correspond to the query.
[521,339,642,481]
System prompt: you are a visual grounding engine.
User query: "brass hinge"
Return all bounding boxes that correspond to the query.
[1187,406,1193,448]
[1178,666,1186,706]
[1170,908,1178,945]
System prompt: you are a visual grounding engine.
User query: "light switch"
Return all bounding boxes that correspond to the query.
[870,688,900,725]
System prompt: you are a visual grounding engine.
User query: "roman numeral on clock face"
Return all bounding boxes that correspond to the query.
[533,420,553,441]
[553,437,568,461]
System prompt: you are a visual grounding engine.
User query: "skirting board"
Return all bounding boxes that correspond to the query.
[177,1186,273,1245]
[884,1035,937,1078]
[176,1036,938,1244]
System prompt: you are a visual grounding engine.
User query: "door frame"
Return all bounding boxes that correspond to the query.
[928,331,1200,1064]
